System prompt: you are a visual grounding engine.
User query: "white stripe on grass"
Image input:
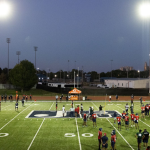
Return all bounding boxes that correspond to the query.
[106,118,134,150]
[27,118,45,150]
[27,102,54,150]
[75,118,82,150]
[0,104,32,131]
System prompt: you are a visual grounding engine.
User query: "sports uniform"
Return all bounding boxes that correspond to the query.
[62,106,65,117]
[92,113,97,127]
[116,116,121,125]
[56,103,58,111]
[101,133,108,149]
[122,112,126,119]
[15,102,18,111]
[130,113,135,127]
[111,133,116,150]
[145,104,149,116]
[98,128,102,150]
[143,129,149,147]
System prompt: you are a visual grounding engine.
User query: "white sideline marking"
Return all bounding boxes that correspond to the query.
[75,118,82,150]
[107,118,134,150]
[27,118,45,150]
[139,119,150,127]
[25,110,34,118]
[0,104,32,131]
[49,102,54,110]
[27,102,54,150]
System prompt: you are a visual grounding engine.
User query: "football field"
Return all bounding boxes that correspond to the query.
[0,100,150,150]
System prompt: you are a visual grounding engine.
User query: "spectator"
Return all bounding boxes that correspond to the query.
[101,133,108,150]
[143,129,149,148]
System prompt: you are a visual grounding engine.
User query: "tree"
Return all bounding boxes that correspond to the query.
[9,60,37,92]
[0,73,7,84]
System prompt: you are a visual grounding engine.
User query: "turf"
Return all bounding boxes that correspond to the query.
[0,100,150,150]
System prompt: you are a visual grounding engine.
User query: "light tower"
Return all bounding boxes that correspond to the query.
[34,46,38,69]
[6,38,10,75]
[16,51,21,64]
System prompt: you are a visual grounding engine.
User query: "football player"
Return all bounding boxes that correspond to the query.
[92,111,97,128]
[125,114,129,130]
[116,115,121,131]
[134,113,139,129]
[98,128,102,150]
[130,112,135,127]
[141,104,145,119]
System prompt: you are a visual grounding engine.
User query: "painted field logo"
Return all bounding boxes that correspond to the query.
[26,110,121,118]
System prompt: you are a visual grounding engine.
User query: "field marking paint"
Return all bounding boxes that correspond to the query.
[92,102,98,110]
[139,119,150,127]
[27,118,45,150]
[25,110,34,118]
[49,102,54,110]
[0,104,32,131]
[0,133,9,137]
[75,118,82,150]
[27,102,54,150]
[106,118,134,150]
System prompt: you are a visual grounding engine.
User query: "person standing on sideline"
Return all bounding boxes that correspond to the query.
[70,106,74,117]
[116,115,121,131]
[130,112,135,127]
[99,105,104,116]
[62,105,65,117]
[125,114,129,130]
[22,98,24,106]
[130,103,134,114]
[135,129,145,150]
[101,133,108,150]
[81,103,83,117]
[145,104,149,117]
[131,94,134,104]
[125,103,129,113]
[114,111,117,124]
[141,104,145,119]
[56,102,58,111]
[139,97,143,106]
[116,94,118,101]
[92,111,97,128]
[111,132,116,150]
[82,113,87,127]
[143,129,149,148]
[109,95,111,101]
[15,102,18,111]
[135,113,140,129]
[55,95,58,101]
[98,128,102,150]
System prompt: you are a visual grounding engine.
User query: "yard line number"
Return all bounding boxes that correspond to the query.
[64,133,93,137]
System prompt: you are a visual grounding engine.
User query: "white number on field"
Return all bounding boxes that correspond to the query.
[64,133,76,137]
[64,133,93,137]
[82,133,93,137]
[0,133,9,137]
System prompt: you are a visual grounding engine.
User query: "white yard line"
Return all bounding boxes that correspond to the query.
[27,118,45,150]
[0,104,32,131]
[106,118,134,150]
[75,118,82,150]
[49,102,54,110]
[27,102,54,150]
[92,102,98,110]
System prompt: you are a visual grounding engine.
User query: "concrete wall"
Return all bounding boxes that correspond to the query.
[134,79,149,88]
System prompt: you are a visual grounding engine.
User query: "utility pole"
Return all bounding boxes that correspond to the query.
[6,38,10,75]
[34,46,38,69]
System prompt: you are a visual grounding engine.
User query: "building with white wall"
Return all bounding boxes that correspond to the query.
[105,78,149,88]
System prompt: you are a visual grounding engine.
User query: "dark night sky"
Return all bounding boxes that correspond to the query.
[0,0,150,73]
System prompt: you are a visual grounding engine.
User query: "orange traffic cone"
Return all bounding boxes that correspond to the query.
[34,100,36,102]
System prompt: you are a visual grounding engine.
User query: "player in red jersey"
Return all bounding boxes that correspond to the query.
[141,104,145,119]
[77,105,80,117]
[130,112,135,127]
[111,132,116,150]
[122,111,126,124]
[134,113,139,129]
[82,113,87,127]
[145,104,149,117]
[125,114,129,130]
[116,115,121,131]
[92,111,97,128]
[98,128,102,150]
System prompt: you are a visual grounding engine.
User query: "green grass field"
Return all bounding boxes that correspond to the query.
[0,100,150,150]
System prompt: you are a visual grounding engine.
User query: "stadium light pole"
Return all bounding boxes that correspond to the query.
[6,38,10,75]
[16,51,21,64]
[138,2,150,93]
[34,46,38,69]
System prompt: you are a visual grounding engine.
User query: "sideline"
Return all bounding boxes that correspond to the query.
[106,118,134,150]
[0,103,32,131]
[27,102,54,150]
[75,118,82,150]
